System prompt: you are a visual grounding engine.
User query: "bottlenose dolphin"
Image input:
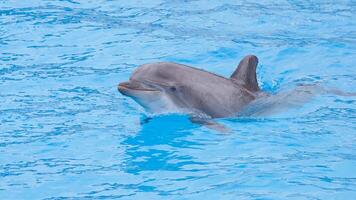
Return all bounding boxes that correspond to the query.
[118,54,355,131]
[118,55,261,120]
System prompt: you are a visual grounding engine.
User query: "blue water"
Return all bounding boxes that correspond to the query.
[1,0,355,199]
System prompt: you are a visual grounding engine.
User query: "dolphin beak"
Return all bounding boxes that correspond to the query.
[118,81,130,94]
[118,81,159,95]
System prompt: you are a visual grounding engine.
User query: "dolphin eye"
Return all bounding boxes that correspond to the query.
[170,86,176,92]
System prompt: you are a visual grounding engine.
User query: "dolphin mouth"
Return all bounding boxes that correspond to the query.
[118,81,159,94]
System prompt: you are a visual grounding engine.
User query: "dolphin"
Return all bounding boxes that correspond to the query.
[118,55,262,121]
[118,54,355,131]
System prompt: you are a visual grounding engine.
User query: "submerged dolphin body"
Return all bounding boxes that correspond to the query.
[118,55,261,119]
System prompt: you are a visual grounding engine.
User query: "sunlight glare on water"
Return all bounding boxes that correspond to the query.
[0,0,355,199]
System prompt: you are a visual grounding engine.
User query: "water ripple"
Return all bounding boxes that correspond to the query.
[1,0,356,199]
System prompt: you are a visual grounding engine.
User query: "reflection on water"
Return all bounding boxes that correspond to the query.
[123,115,199,173]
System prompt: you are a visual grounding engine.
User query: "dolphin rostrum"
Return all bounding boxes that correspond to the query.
[118,55,262,120]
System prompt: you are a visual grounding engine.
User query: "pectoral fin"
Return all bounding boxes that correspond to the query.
[189,117,231,133]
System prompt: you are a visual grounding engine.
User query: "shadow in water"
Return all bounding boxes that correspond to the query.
[121,114,204,174]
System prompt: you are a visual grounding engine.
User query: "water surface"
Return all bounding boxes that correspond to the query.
[1,0,356,199]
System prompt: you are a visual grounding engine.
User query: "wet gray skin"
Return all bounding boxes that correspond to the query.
[118,55,261,118]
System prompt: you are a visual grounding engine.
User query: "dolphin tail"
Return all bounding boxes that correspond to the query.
[298,84,356,97]
[325,88,356,97]
[230,55,260,92]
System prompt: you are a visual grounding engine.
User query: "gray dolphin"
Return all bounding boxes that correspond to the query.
[118,55,261,120]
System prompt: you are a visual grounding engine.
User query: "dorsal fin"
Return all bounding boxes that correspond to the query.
[230,55,260,92]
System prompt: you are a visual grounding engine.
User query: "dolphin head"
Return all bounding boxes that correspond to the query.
[118,63,187,113]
